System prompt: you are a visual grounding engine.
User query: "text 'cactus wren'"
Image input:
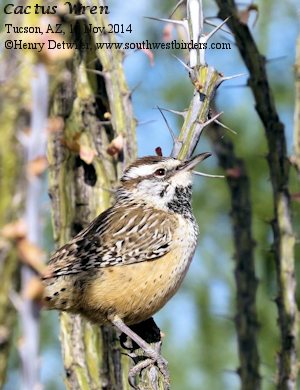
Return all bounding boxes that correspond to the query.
[42,152,211,384]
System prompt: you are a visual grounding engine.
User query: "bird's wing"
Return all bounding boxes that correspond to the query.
[43,206,177,278]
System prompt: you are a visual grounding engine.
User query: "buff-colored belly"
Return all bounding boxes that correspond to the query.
[82,244,194,325]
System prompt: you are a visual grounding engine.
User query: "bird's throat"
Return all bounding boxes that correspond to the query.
[167,185,193,219]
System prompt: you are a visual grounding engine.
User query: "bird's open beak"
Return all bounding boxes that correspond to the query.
[178,152,211,172]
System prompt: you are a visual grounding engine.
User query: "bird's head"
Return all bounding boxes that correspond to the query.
[116,153,211,212]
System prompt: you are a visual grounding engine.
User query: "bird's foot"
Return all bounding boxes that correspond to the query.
[111,316,170,389]
[128,353,170,390]
[128,358,153,388]
[141,346,169,382]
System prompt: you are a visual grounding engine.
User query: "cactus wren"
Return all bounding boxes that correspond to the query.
[42,152,210,383]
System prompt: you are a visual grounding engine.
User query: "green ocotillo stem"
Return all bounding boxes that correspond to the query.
[294,36,300,174]
[216,1,297,388]
[176,66,220,161]
[48,1,136,389]
[0,54,27,388]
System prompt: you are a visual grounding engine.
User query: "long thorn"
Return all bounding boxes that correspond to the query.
[137,119,157,127]
[145,17,189,39]
[159,107,187,118]
[265,55,287,64]
[214,119,237,134]
[222,84,248,89]
[86,68,106,77]
[193,171,225,178]
[145,16,186,27]
[130,81,143,96]
[201,111,224,127]
[156,106,177,143]
[204,17,231,42]
[169,0,186,17]
[204,19,233,36]
[219,72,247,82]
[172,54,193,72]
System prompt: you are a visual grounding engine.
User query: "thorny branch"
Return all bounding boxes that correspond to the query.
[216,1,298,389]
[293,36,300,176]
[48,0,137,389]
[19,63,48,390]
[207,119,261,390]
[0,73,21,389]
[151,0,261,389]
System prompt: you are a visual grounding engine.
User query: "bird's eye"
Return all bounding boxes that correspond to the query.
[154,168,166,177]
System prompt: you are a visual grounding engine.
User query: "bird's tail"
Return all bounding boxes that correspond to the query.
[42,277,75,311]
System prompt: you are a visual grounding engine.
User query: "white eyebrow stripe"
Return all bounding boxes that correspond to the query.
[123,159,181,180]
[124,165,158,179]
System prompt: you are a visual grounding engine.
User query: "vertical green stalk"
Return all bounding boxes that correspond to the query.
[0,37,28,389]
[152,1,261,388]
[48,2,136,388]
[293,36,300,175]
[216,1,298,388]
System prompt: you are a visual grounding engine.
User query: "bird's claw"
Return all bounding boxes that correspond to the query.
[128,358,153,389]
[128,353,170,389]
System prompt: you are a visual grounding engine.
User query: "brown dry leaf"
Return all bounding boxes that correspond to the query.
[140,48,155,66]
[39,15,60,30]
[47,116,64,133]
[226,167,242,179]
[27,156,48,176]
[163,23,174,42]
[23,126,31,136]
[56,3,70,15]
[17,239,46,274]
[23,276,44,301]
[291,193,300,202]
[1,219,27,240]
[40,35,74,64]
[0,326,9,344]
[107,135,124,156]
[38,16,73,63]
[61,133,81,152]
[155,147,163,157]
[21,16,73,64]
[80,144,97,164]
[194,80,203,92]
[103,112,112,120]
[238,4,259,27]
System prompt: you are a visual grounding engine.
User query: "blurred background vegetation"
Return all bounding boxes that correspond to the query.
[1,0,300,389]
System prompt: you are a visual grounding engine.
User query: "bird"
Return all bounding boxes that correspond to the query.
[42,152,211,385]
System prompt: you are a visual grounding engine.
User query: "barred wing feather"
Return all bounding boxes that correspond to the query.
[43,206,176,278]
